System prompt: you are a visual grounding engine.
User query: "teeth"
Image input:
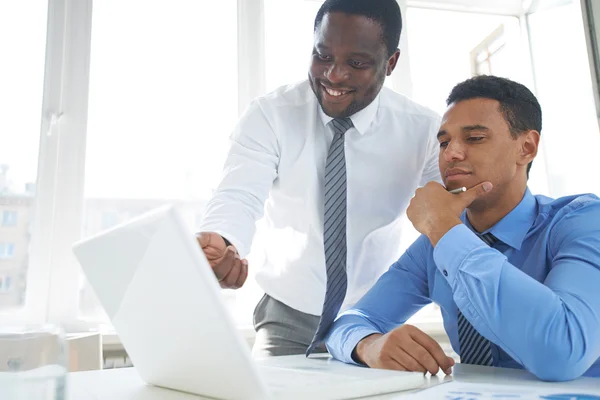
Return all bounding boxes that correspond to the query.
[325,87,348,97]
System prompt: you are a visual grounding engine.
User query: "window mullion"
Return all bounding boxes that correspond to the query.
[237,0,266,115]
[26,0,93,325]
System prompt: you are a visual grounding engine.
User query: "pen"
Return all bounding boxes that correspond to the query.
[448,187,466,194]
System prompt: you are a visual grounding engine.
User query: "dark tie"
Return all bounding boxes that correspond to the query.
[457,232,498,366]
[306,118,353,356]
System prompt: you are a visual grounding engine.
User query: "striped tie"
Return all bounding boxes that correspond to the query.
[457,232,498,366]
[306,118,353,356]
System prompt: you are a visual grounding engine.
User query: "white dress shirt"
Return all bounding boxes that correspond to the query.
[199,80,441,316]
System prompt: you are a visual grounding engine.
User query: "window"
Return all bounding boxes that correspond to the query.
[3,0,599,341]
[471,26,507,76]
[0,243,15,259]
[527,1,600,197]
[2,211,18,227]
[0,0,47,316]
[264,0,323,92]
[79,0,238,322]
[406,8,522,117]
[0,276,12,292]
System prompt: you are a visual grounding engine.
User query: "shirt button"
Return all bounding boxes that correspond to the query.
[443,270,448,277]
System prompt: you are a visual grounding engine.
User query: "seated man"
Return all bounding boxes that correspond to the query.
[325,75,600,381]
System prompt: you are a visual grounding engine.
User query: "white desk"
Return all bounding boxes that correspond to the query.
[67,355,600,400]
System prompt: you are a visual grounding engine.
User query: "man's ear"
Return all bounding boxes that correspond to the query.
[517,130,540,167]
[386,49,400,76]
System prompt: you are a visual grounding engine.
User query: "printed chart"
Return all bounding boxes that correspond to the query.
[400,381,600,400]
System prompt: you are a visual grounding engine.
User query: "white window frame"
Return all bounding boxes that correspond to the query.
[580,0,600,124]
[470,25,506,76]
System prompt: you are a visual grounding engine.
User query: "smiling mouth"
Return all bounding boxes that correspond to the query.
[321,84,353,98]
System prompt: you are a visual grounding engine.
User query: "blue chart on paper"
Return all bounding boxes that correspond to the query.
[410,381,600,400]
[540,395,600,400]
[444,391,600,400]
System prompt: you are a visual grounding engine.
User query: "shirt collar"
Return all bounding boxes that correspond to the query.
[461,188,538,250]
[318,93,380,136]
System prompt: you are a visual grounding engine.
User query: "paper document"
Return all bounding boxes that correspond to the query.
[398,381,600,399]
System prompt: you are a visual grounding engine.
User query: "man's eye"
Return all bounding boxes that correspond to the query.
[468,136,484,142]
[317,53,332,61]
[439,141,448,148]
[349,60,365,68]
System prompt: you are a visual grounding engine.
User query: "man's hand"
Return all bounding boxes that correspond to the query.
[407,181,493,246]
[196,232,248,289]
[354,325,455,375]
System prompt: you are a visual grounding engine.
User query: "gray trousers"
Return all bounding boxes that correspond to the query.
[252,294,327,357]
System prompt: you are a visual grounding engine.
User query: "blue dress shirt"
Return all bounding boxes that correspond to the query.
[325,189,600,381]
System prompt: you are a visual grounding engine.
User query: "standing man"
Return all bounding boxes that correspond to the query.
[197,0,441,357]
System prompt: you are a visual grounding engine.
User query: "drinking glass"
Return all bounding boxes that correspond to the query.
[0,324,67,400]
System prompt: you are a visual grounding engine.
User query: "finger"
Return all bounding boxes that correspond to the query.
[376,352,408,372]
[221,258,242,288]
[389,346,427,374]
[426,181,447,190]
[410,329,454,373]
[213,246,237,281]
[401,339,441,375]
[458,181,493,207]
[196,232,212,249]
[445,356,455,375]
[220,248,243,287]
[234,259,249,288]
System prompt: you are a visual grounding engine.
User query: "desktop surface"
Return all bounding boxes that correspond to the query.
[67,355,600,400]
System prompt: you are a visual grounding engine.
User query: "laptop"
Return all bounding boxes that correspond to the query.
[72,205,425,400]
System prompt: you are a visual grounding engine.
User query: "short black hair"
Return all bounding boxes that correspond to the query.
[314,0,402,57]
[446,75,542,176]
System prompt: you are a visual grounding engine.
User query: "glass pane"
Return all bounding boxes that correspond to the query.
[488,35,505,54]
[81,0,238,323]
[477,61,491,75]
[488,46,509,76]
[265,0,324,92]
[406,8,520,115]
[528,1,600,196]
[0,2,47,312]
[476,50,489,64]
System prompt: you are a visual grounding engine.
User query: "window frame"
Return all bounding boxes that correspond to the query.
[470,25,506,76]
[11,0,261,330]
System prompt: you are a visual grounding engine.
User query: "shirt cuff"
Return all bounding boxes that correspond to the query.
[203,229,248,258]
[326,326,381,366]
[433,224,486,287]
